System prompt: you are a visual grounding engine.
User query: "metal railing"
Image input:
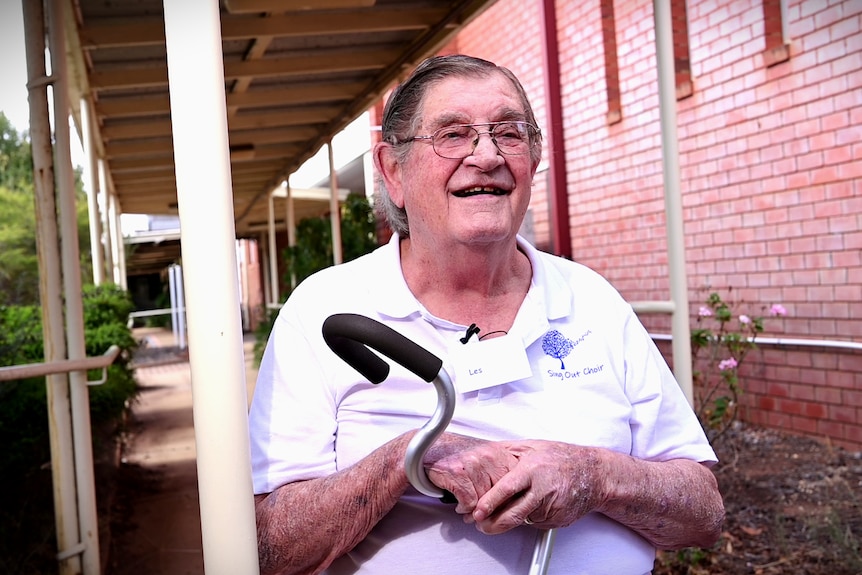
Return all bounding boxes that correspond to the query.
[0,345,121,383]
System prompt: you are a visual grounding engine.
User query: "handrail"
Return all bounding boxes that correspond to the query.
[631,300,676,314]
[128,307,184,319]
[650,333,862,352]
[0,345,121,382]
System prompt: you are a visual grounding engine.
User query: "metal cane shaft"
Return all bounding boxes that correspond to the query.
[529,527,557,575]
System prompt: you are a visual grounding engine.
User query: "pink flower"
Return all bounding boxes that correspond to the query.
[718,357,738,371]
[739,315,751,324]
[698,306,713,317]
[770,304,787,316]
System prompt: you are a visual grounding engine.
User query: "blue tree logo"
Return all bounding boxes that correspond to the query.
[542,330,574,370]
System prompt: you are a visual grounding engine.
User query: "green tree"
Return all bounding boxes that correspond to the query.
[0,186,39,305]
[282,193,378,288]
[0,113,33,193]
[0,112,92,305]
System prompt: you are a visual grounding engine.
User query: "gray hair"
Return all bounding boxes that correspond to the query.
[375,54,542,237]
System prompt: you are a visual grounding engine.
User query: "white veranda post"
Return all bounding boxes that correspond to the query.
[162,0,260,572]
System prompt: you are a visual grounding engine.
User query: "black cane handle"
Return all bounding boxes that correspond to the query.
[322,313,457,504]
[322,313,443,384]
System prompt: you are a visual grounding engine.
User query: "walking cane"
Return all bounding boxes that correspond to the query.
[322,313,556,574]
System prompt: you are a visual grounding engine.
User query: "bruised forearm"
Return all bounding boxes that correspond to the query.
[255,433,414,575]
[596,453,725,549]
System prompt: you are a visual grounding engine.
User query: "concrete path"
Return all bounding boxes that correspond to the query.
[107,328,258,575]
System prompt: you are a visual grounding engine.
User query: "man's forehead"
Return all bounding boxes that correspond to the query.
[418,74,523,127]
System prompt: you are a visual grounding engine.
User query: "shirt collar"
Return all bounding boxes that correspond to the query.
[371,233,573,323]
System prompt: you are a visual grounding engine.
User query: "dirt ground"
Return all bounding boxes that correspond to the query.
[655,424,862,575]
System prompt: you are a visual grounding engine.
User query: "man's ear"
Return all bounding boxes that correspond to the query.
[372,141,405,208]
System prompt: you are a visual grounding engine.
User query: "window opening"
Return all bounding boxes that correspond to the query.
[762,0,790,66]
[672,0,693,99]
[600,0,622,124]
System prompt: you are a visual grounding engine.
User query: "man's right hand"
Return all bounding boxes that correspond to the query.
[424,433,520,518]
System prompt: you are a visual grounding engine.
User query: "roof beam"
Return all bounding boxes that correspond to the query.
[229,126,321,146]
[225,0,375,13]
[230,82,366,105]
[231,163,289,177]
[95,83,364,117]
[107,144,305,168]
[78,8,444,49]
[232,174,277,186]
[88,51,393,91]
[234,143,303,161]
[223,50,394,79]
[100,107,341,141]
[101,119,172,141]
[223,9,442,37]
[228,107,341,130]
[227,33,272,118]
[89,67,167,90]
[114,190,173,205]
[113,169,177,184]
[96,95,171,117]
[105,138,174,158]
[104,123,318,157]
[109,157,175,173]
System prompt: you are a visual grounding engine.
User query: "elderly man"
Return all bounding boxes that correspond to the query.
[249,54,724,575]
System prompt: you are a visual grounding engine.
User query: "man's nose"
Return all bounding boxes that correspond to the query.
[469,131,502,160]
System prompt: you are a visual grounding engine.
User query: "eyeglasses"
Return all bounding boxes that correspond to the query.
[405,121,540,160]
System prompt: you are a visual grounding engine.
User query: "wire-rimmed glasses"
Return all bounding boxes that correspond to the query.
[406,121,540,159]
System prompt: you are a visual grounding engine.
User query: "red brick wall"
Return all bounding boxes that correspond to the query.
[742,345,862,448]
[446,0,861,450]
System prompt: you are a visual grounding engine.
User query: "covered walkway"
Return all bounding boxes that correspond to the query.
[107,328,259,575]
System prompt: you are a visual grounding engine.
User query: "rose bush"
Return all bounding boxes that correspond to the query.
[691,290,786,439]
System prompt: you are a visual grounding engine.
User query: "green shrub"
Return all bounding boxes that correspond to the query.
[82,284,139,424]
[282,194,378,289]
[255,194,378,365]
[0,283,139,474]
[0,304,44,367]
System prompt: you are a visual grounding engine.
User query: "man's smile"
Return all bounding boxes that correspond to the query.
[452,186,509,198]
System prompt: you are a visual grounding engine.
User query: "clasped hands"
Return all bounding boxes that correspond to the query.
[423,433,605,534]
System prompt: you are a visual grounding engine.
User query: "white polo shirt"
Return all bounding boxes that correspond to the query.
[249,234,716,575]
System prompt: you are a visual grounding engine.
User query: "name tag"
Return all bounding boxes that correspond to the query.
[449,334,532,393]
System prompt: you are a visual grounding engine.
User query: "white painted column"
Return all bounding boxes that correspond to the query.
[260,234,272,306]
[285,180,297,290]
[169,264,181,345]
[99,160,114,283]
[48,0,101,571]
[328,143,343,265]
[80,97,104,285]
[162,1,260,573]
[107,193,121,285]
[22,1,80,573]
[267,190,279,304]
[653,0,693,404]
[114,204,127,289]
[285,182,296,248]
[363,150,375,202]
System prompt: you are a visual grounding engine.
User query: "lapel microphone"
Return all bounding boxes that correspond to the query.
[460,323,481,344]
